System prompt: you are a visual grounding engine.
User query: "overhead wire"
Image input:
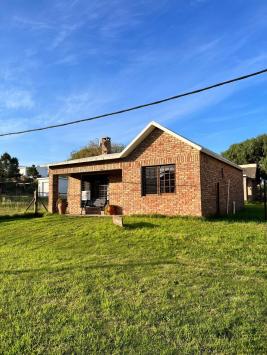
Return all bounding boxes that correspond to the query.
[0,68,266,137]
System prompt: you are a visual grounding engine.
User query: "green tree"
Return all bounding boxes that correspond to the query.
[26,165,40,179]
[0,152,20,181]
[222,134,267,179]
[70,139,125,160]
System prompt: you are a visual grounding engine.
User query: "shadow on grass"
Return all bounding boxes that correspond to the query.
[0,213,44,222]
[206,203,266,223]
[1,259,265,277]
[125,221,157,229]
[0,259,185,276]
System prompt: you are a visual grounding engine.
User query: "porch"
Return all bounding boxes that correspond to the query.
[49,169,123,215]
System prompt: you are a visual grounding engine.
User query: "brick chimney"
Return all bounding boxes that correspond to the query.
[100,137,111,154]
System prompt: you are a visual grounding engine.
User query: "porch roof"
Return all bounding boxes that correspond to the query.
[240,164,257,178]
[49,152,121,167]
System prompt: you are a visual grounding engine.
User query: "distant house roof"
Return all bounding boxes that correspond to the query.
[49,121,242,170]
[240,164,257,179]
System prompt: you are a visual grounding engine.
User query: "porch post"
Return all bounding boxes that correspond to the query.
[68,175,81,214]
[48,173,59,213]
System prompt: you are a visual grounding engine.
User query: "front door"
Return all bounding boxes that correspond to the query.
[91,175,109,207]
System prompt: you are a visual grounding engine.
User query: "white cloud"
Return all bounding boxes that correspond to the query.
[0,89,35,110]
[50,23,81,49]
[13,16,53,31]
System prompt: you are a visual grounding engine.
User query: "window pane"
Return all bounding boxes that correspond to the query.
[143,166,157,194]
[159,165,175,193]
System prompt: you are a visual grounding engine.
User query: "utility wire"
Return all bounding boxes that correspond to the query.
[1,68,267,137]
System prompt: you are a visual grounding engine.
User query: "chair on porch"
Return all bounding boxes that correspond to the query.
[81,197,107,215]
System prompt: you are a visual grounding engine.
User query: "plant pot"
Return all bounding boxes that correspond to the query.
[57,201,67,215]
[106,204,116,215]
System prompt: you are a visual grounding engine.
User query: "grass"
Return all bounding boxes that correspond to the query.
[0,196,48,215]
[0,204,266,353]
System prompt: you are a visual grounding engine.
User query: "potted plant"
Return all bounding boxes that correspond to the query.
[105,204,116,215]
[57,197,68,215]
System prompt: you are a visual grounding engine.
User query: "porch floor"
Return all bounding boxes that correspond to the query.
[65,214,122,217]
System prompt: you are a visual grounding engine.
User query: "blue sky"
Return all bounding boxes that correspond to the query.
[0,0,267,165]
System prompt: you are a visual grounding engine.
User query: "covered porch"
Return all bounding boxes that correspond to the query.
[49,169,123,215]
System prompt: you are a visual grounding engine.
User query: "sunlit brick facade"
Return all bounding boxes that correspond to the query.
[49,123,243,216]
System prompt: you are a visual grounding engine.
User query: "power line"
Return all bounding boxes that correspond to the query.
[1,68,267,137]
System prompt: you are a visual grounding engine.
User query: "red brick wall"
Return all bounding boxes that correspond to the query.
[68,175,82,215]
[50,161,122,175]
[200,152,244,216]
[108,172,123,214]
[121,128,202,216]
[48,173,58,213]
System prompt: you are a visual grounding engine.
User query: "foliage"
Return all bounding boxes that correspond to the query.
[222,134,267,179]
[70,139,125,160]
[0,205,266,353]
[26,164,40,178]
[0,152,20,181]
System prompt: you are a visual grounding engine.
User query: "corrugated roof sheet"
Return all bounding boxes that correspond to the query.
[240,164,257,179]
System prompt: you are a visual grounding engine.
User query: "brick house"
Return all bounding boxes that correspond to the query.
[48,121,244,216]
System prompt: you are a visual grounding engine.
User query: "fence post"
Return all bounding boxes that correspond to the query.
[216,182,220,216]
[34,189,38,215]
[226,179,230,215]
[264,180,267,221]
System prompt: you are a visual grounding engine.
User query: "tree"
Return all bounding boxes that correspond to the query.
[70,139,125,160]
[0,152,20,181]
[26,165,40,179]
[222,134,267,179]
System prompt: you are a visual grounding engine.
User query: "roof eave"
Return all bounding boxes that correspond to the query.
[49,153,121,167]
[200,148,243,170]
[120,121,202,158]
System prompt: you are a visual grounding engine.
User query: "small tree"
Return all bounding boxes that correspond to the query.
[222,134,267,180]
[0,152,20,181]
[70,140,125,160]
[26,165,40,179]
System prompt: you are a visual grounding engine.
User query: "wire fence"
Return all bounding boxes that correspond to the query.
[0,194,48,215]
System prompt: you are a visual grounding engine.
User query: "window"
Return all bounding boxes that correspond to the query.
[143,166,158,194]
[160,165,175,193]
[142,165,175,195]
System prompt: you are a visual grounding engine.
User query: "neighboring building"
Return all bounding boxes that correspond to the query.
[48,121,244,216]
[18,166,28,176]
[38,176,68,197]
[240,163,258,201]
[36,166,49,177]
[19,165,48,177]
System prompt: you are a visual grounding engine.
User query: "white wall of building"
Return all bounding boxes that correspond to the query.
[19,166,27,176]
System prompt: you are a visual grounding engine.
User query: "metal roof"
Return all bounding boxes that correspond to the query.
[240,164,257,178]
[49,121,242,170]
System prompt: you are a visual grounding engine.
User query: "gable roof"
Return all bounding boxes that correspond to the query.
[49,121,242,170]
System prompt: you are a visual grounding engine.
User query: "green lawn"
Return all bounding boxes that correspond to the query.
[0,205,266,354]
